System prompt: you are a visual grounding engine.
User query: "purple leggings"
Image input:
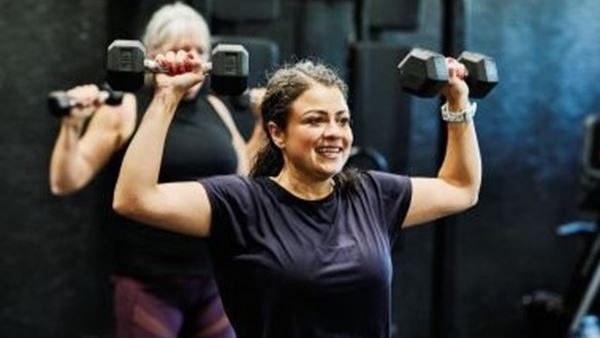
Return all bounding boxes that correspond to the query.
[112,275,235,338]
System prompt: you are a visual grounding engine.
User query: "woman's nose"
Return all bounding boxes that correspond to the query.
[323,121,343,137]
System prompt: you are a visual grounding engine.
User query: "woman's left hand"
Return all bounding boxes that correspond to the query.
[441,57,470,109]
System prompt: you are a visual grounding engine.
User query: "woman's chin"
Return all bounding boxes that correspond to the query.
[316,164,344,178]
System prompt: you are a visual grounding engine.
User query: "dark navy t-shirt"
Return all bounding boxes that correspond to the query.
[200,171,412,338]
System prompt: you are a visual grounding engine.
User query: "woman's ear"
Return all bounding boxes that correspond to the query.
[267,121,285,149]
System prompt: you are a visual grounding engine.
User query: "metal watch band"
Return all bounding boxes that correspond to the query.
[441,102,478,123]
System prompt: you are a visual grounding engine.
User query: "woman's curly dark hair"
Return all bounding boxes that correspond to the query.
[250,60,359,191]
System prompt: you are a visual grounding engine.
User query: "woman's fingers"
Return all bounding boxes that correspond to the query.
[155,50,203,75]
[67,84,100,106]
[446,57,467,80]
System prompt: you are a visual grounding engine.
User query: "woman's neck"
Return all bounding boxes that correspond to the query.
[273,167,334,201]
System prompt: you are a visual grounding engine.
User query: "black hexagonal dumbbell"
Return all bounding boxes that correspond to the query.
[106,40,249,95]
[397,47,499,98]
[457,51,499,98]
[397,48,449,98]
[47,85,123,117]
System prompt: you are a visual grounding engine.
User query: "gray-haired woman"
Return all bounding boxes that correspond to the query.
[50,2,264,337]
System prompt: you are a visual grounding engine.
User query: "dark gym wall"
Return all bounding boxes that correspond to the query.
[459,1,600,337]
[0,1,112,337]
[386,0,600,337]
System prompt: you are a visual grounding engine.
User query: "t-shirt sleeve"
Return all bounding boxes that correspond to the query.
[199,175,255,261]
[363,171,412,243]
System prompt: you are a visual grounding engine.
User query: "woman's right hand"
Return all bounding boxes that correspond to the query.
[65,84,102,123]
[153,50,209,98]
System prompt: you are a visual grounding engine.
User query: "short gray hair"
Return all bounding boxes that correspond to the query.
[142,2,211,59]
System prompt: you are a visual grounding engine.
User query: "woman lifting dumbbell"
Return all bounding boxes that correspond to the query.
[112,40,484,337]
[49,2,265,337]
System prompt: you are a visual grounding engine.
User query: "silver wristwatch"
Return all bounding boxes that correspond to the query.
[441,102,477,123]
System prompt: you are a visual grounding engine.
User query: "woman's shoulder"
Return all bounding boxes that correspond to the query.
[200,175,265,193]
[354,170,411,194]
[200,174,254,185]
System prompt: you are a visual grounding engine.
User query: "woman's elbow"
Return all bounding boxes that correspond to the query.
[113,183,159,220]
[469,191,479,208]
[50,183,69,196]
[465,187,480,209]
[112,191,138,217]
[452,186,479,213]
[49,178,80,196]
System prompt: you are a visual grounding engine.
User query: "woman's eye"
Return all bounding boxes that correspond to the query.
[306,118,324,125]
[338,117,351,126]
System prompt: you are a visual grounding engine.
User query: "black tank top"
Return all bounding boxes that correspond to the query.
[103,88,238,277]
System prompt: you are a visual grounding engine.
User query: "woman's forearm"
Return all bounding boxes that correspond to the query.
[113,90,181,212]
[49,119,88,195]
[437,111,482,205]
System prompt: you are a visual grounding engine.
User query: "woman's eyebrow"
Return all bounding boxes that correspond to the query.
[302,109,348,116]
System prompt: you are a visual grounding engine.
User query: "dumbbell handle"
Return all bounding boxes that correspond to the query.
[48,90,123,117]
[143,59,213,74]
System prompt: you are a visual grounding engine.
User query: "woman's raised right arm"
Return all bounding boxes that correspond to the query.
[49,85,136,195]
[112,50,214,237]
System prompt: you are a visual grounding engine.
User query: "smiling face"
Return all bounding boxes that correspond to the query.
[269,83,353,182]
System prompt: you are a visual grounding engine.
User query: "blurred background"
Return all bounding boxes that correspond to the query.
[2,0,600,337]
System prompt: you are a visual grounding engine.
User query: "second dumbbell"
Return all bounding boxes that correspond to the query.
[106,40,249,95]
[48,87,123,117]
[397,47,499,98]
